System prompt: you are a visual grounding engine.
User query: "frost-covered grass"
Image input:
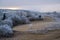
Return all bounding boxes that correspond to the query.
[0,9,60,37]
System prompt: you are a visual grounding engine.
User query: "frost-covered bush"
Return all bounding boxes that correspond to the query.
[26,12,42,21]
[3,18,13,27]
[0,18,13,36]
[5,13,30,25]
[21,16,31,24]
[0,24,13,37]
[0,13,4,20]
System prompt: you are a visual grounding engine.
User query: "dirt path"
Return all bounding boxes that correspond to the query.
[13,16,55,31]
[13,22,54,31]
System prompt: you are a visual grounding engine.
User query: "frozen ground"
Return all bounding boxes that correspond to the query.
[0,9,60,40]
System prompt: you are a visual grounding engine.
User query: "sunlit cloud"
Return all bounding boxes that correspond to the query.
[7,8,20,10]
[0,6,30,10]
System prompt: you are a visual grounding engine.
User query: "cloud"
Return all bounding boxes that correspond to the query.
[0,0,60,12]
[0,0,60,7]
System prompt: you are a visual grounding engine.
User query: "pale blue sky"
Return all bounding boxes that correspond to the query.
[0,0,60,12]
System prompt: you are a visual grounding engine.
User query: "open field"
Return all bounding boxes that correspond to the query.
[0,16,60,40]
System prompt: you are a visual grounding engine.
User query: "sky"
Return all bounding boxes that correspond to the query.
[0,0,60,12]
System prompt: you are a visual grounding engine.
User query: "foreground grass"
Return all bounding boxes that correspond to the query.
[0,30,60,40]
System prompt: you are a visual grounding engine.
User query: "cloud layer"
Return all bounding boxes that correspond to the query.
[0,0,60,12]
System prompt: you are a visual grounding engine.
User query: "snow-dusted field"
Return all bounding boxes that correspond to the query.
[0,9,60,40]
